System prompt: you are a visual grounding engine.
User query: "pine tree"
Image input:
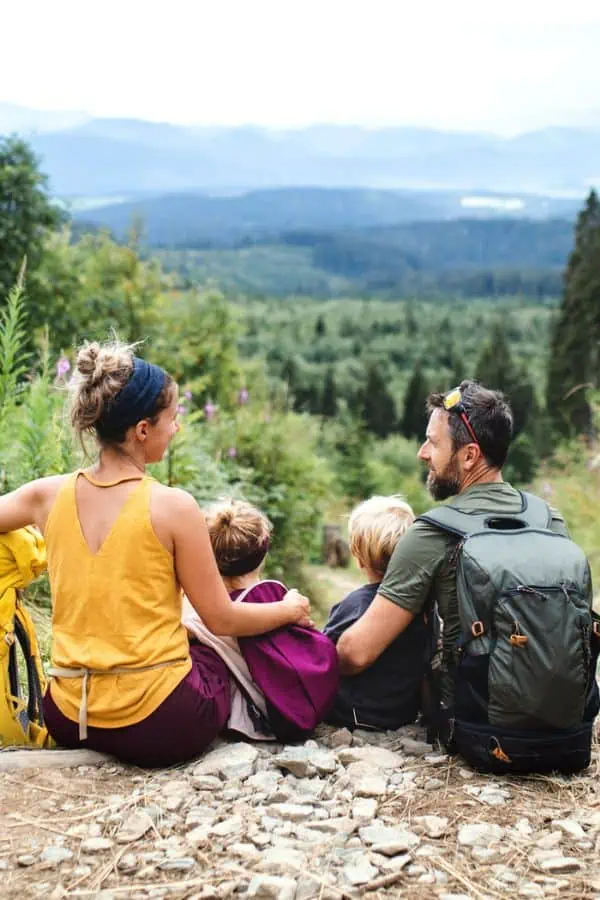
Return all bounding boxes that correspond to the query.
[475,321,535,439]
[335,416,376,501]
[362,361,397,437]
[401,361,429,441]
[315,314,326,337]
[321,366,338,418]
[546,189,600,439]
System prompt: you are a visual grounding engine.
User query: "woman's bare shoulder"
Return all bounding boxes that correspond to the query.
[150,482,204,518]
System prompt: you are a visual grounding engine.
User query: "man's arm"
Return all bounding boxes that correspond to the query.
[337,595,415,674]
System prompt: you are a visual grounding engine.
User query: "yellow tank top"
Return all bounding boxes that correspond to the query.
[44,472,191,729]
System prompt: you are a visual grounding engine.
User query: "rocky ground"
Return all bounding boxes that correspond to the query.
[1,723,600,900]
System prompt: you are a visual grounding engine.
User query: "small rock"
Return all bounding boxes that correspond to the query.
[352,797,378,822]
[296,875,323,900]
[41,846,74,866]
[117,853,138,874]
[329,728,353,748]
[471,847,500,862]
[158,857,196,871]
[72,865,92,878]
[247,874,297,900]
[424,753,449,765]
[398,737,431,756]
[17,854,36,867]
[274,747,337,777]
[81,837,114,853]
[230,842,261,862]
[162,778,189,795]
[376,853,412,872]
[552,819,586,840]
[185,824,212,845]
[267,803,314,822]
[406,863,427,877]
[49,887,67,900]
[343,854,378,885]
[211,816,243,836]
[535,831,563,850]
[538,857,584,873]
[247,772,282,791]
[355,774,388,797]
[457,823,504,847]
[415,815,448,838]
[257,847,307,875]
[191,774,223,791]
[193,743,259,780]
[422,776,445,790]
[360,823,420,855]
[117,811,154,843]
[337,746,402,770]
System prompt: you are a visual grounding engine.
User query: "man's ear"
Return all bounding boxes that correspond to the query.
[462,442,482,470]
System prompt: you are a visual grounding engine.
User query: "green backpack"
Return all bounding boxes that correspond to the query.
[419,491,600,774]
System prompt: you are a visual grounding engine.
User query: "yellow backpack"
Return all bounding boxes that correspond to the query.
[0,527,53,748]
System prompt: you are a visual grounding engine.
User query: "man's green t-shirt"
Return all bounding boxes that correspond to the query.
[378,482,568,704]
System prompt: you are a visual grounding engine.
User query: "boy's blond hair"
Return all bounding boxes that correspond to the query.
[205,497,272,576]
[348,495,415,579]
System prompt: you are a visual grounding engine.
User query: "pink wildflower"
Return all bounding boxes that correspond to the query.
[56,356,70,378]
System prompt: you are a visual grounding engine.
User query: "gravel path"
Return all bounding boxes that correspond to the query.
[1,724,600,900]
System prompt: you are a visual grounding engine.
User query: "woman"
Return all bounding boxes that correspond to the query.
[0,340,310,766]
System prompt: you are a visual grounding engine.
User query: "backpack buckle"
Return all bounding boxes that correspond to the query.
[509,634,529,647]
[471,621,485,638]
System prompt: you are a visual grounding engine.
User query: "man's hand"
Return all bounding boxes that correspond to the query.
[337,593,416,675]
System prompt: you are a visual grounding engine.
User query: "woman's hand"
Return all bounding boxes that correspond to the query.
[281,589,313,627]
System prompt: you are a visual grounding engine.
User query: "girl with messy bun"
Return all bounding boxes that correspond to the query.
[0,340,311,767]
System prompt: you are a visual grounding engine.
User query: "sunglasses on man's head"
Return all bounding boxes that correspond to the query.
[443,387,480,446]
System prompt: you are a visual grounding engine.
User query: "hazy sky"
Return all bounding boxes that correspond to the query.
[3,0,600,134]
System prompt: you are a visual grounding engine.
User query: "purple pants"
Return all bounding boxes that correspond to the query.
[42,644,231,768]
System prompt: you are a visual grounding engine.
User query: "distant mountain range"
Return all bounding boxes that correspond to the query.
[1,103,599,196]
[71,187,582,248]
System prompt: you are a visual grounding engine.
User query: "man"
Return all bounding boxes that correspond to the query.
[337,380,568,744]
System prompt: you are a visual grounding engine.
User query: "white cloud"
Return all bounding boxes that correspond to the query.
[2,0,599,133]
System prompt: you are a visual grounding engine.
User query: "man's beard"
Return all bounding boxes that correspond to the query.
[427,456,461,501]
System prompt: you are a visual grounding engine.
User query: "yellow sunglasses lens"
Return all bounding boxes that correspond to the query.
[443,389,461,410]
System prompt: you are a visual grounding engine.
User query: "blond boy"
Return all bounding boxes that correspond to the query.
[324,496,429,731]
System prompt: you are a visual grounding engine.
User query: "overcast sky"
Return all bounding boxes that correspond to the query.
[3,0,600,134]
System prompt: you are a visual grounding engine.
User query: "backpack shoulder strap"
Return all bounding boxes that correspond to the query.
[234,580,287,603]
[417,506,484,538]
[418,490,553,538]
[519,491,553,529]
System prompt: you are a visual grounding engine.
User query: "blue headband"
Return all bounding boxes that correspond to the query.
[100,357,167,435]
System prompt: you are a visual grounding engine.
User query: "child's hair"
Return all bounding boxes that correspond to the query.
[348,494,415,579]
[205,498,272,577]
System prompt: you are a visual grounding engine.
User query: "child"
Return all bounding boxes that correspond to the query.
[324,495,428,731]
[183,498,338,741]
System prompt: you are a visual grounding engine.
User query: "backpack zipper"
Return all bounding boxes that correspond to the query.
[508,583,576,603]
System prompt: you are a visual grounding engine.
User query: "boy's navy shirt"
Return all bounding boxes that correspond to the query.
[324,582,428,731]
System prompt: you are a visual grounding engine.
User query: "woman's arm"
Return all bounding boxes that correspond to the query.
[0,481,44,533]
[0,475,66,534]
[169,489,310,637]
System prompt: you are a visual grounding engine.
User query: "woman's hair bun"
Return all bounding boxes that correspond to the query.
[70,339,136,437]
[75,341,132,386]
